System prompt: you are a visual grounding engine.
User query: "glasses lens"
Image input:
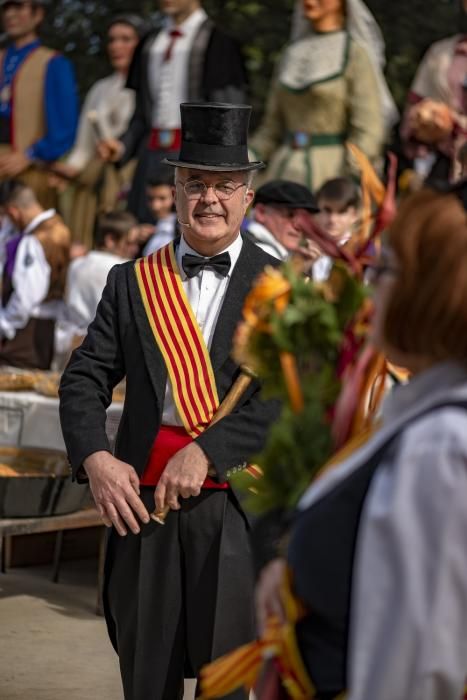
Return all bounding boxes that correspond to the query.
[184,181,206,199]
[181,180,244,200]
[215,182,238,199]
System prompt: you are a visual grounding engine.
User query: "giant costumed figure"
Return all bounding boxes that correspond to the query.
[249,0,397,191]
[400,0,467,184]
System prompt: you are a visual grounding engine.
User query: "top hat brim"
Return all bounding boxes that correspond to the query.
[163,157,265,172]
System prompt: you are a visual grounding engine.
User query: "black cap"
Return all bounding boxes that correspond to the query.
[164,103,264,172]
[254,180,320,212]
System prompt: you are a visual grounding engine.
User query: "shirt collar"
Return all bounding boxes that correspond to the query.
[23,209,56,236]
[176,233,243,281]
[166,7,207,35]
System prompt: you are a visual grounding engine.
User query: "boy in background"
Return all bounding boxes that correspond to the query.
[312,177,361,281]
[142,169,178,256]
[55,211,137,365]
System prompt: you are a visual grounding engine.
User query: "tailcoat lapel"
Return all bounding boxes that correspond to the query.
[128,263,167,412]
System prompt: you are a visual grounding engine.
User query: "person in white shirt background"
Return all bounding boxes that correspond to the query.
[0,180,71,369]
[54,210,137,368]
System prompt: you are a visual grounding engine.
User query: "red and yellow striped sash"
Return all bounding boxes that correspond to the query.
[135,243,219,437]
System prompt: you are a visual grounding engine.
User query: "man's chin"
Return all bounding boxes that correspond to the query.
[193,219,226,235]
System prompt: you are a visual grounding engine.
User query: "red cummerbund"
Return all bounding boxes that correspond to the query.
[140,425,229,489]
[148,128,182,152]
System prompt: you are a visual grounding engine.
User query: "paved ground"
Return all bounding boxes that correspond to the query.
[0,559,123,700]
[0,558,204,700]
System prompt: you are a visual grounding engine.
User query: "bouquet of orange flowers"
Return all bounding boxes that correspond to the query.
[229,148,398,514]
[231,258,366,513]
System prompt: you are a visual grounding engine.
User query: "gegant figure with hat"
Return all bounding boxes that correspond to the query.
[99,0,247,223]
[0,0,78,208]
[249,0,396,191]
[59,102,280,700]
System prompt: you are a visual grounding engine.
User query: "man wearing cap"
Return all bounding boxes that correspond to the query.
[59,103,280,700]
[0,0,78,208]
[247,179,322,267]
[98,0,247,223]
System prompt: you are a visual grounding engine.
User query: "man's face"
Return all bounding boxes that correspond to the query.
[315,199,358,244]
[1,1,43,40]
[175,168,254,252]
[254,203,302,251]
[159,0,199,19]
[146,184,174,220]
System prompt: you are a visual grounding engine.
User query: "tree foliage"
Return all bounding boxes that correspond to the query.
[37,0,460,125]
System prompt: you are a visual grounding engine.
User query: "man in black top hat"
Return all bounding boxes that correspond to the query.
[59,102,280,700]
[247,179,321,266]
[98,0,247,223]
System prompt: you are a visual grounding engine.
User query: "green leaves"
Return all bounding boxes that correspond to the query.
[234,263,365,514]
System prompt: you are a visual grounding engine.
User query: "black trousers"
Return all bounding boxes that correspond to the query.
[104,488,255,700]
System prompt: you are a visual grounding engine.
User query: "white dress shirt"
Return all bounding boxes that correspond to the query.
[149,8,208,128]
[161,233,243,426]
[65,250,127,330]
[54,250,127,355]
[0,209,59,340]
[298,361,467,700]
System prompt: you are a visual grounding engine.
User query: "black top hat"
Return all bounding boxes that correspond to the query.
[254,180,320,212]
[164,103,264,172]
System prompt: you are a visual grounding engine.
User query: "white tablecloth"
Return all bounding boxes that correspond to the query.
[0,391,123,451]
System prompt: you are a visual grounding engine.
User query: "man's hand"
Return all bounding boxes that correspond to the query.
[154,442,210,514]
[96,138,124,163]
[0,151,31,177]
[255,558,287,636]
[83,450,150,536]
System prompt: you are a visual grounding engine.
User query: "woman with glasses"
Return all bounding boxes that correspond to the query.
[256,184,467,699]
[51,14,148,248]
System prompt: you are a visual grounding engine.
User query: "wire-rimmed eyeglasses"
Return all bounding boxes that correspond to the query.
[176,179,247,201]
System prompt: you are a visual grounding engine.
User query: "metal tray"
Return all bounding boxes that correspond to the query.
[0,446,89,518]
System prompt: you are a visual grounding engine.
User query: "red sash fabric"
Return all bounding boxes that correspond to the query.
[140,425,229,489]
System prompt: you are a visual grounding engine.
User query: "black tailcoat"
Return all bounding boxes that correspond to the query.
[59,236,279,487]
[59,237,280,699]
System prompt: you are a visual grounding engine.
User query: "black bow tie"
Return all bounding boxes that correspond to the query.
[182,252,231,278]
